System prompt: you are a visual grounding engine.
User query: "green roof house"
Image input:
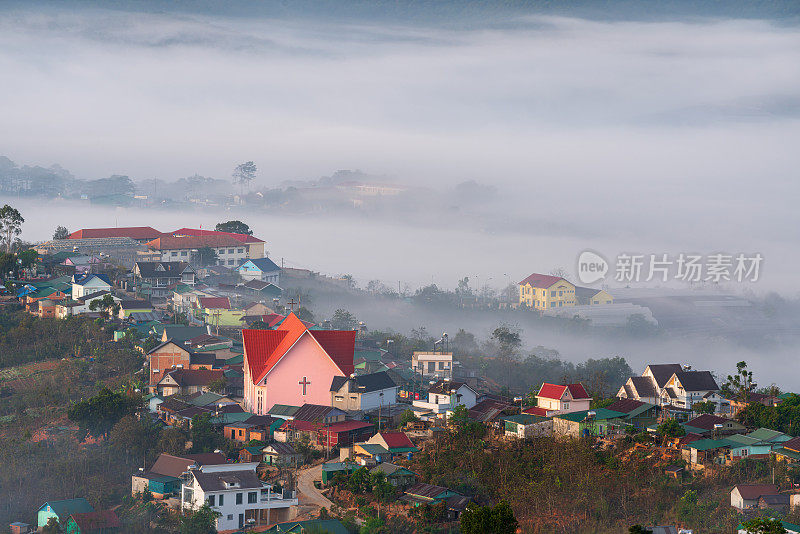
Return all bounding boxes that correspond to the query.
[37,498,95,529]
[265,519,350,534]
[552,408,627,438]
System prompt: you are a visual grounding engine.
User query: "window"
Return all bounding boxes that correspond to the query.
[171,251,178,257]
[181,251,187,256]
[237,248,244,253]
[227,515,233,520]
[550,290,555,297]
[563,402,569,409]
[219,494,224,506]
[236,493,243,504]
[438,362,444,369]
[228,249,234,254]
[208,495,216,506]
[248,491,257,504]
[228,259,235,265]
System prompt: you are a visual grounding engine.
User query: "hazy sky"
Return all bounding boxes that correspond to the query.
[1,4,800,293]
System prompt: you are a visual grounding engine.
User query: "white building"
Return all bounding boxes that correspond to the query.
[411,352,453,379]
[412,379,478,415]
[659,371,721,412]
[330,372,398,413]
[236,258,281,284]
[71,274,112,300]
[181,462,297,531]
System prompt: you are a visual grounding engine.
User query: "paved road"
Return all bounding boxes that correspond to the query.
[296,464,334,509]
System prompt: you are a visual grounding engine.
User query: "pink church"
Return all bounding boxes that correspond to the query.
[242,313,356,414]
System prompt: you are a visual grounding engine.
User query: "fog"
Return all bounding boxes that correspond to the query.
[2,3,800,386]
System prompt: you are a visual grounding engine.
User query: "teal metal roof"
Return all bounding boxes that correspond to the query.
[748,427,788,442]
[357,443,389,455]
[502,413,549,425]
[685,438,732,451]
[269,404,300,417]
[555,408,626,423]
[38,498,94,518]
[725,435,760,447]
[321,461,360,472]
[242,446,263,455]
[774,447,800,461]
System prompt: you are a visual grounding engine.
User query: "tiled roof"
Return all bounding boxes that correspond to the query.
[69,226,164,240]
[645,364,683,388]
[198,296,231,310]
[733,484,779,500]
[293,404,341,422]
[673,370,719,392]
[160,368,224,387]
[606,398,651,415]
[538,383,590,401]
[69,510,121,531]
[192,469,262,492]
[685,414,733,431]
[147,234,242,250]
[148,453,226,478]
[518,273,565,288]
[376,431,414,449]
[629,376,658,398]
[172,227,264,243]
[243,314,354,383]
[523,406,549,417]
[330,371,397,393]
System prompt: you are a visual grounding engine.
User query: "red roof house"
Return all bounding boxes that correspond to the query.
[534,383,592,416]
[68,226,164,241]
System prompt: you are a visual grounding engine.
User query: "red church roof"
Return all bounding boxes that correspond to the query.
[243,313,355,384]
[198,296,231,310]
[537,383,590,401]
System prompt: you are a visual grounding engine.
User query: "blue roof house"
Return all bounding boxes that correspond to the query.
[237,258,281,284]
[37,498,94,529]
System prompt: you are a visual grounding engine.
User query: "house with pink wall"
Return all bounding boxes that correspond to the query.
[242,313,355,415]
[532,383,592,417]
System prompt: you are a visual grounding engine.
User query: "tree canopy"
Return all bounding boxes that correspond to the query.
[67,387,141,440]
[215,220,252,235]
[53,225,70,239]
[461,501,518,534]
[0,205,24,253]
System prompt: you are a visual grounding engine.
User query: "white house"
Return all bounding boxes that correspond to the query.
[181,462,298,531]
[534,383,592,417]
[617,364,684,405]
[412,379,478,415]
[330,371,398,413]
[237,258,281,284]
[71,274,112,300]
[56,291,120,318]
[411,351,454,379]
[730,484,779,510]
[660,371,721,412]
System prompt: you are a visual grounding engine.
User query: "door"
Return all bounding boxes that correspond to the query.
[238,513,244,529]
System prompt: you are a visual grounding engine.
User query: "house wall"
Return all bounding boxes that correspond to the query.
[72,279,111,300]
[149,344,191,382]
[519,279,576,310]
[245,333,346,414]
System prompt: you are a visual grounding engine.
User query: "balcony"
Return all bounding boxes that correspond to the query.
[259,488,298,508]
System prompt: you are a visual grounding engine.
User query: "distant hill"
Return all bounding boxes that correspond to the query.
[11,0,800,24]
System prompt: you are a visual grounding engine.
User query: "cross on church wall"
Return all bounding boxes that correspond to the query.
[287,298,298,311]
[299,376,311,395]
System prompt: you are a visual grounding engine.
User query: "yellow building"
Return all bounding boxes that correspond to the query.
[575,287,614,306]
[518,274,576,310]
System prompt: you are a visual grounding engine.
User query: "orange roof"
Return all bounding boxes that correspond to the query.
[172,227,264,243]
[147,235,242,250]
[243,313,354,384]
[69,226,164,240]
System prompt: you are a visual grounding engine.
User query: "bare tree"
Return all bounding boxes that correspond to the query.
[232,161,257,195]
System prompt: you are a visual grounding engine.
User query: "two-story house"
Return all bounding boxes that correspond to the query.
[329,371,398,413]
[71,273,112,300]
[412,379,478,415]
[616,364,684,405]
[411,352,453,379]
[518,273,576,310]
[659,370,720,411]
[531,383,592,417]
[134,261,196,299]
[147,235,255,268]
[237,257,281,284]
[180,462,297,531]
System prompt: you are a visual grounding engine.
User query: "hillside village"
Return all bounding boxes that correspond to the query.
[0,215,798,534]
